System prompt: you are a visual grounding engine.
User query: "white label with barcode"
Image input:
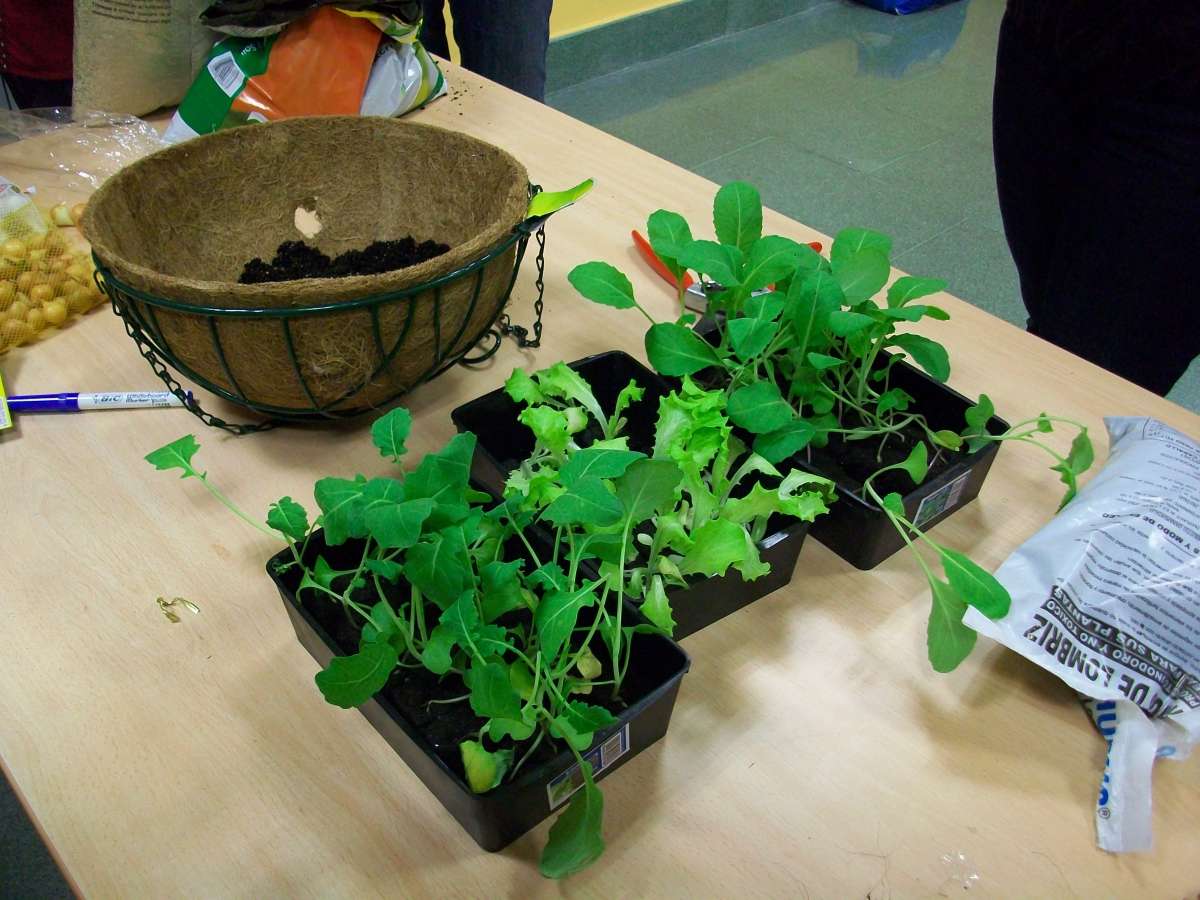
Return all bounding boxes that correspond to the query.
[207,51,245,98]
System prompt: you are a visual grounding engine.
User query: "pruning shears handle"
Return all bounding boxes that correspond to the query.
[632,230,694,291]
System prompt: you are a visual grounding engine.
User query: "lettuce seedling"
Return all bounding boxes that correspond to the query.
[502,361,834,638]
[566,180,1095,672]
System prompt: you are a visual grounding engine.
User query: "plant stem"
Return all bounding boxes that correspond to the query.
[197,475,277,540]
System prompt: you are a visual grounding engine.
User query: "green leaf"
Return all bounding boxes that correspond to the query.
[518,405,572,455]
[886,275,946,308]
[754,419,817,463]
[370,407,412,462]
[741,235,807,292]
[504,368,544,405]
[927,577,977,673]
[298,555,337,598]
[529,561,569,593]
[313,476,368,545]
[610,380,646,435]
[640,574,676,636]
[728,381,795,434]
[364,497,435,550]
[460,740,513,794]
[889,334,950,383]
[403,432,475,528]
[647,209,693,280]
[961,394,995,452]
[828,310,876,337]
[645,322,722,377]
[1036,413,1054,433]
[543,477,624,527]
[360,600,400,646]
[559,447,645,486]
[536,583,599,663]
[614,458,683,522]
[876,388,914,416]
[568,261,636,309]
[786,268,843,351]
[404,527,472,609]
[551,700,619,751]
[728,314,780,362]
[940,547,1010,619]
[1052,430,1094,510]
[576,646,602,680]
[145,434,202,479]
[314,640,398,708]
[421,624,456,674]
[881,304,949,322]
[677,240,742,286]
[806,352,845,370]
[527,178,594,218]
[480,559,525,623]
[897,441,929,486]
[364,558,402,582]
[465,661,523,719]
[931,430,963,451]
[831,227,892,262]
[487,713,536,743]
[540,762,605,879]
[713,181,762,254]
[535,362,606,428]
[267,496,309,541]
[744,292,785,321]
[679,518,759,578]
[722,473,832,525]
[881,492,905,518]
[831,247,891,305]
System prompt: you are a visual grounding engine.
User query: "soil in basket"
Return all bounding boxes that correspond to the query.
[240,237,450,283]
[803,419,957,496]
[299,583,627,781]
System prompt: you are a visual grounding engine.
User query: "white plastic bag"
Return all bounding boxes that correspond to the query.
[964,417,1199,852]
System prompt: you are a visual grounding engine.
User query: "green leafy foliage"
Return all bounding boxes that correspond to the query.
[568,261,637,309]
[713,181,763,254]
[727,381,794,434]
[314,640,399,708]
[645,322,722,376]
[460,740,513,793]
[371,407,412,462]
[647,209,693,281]
[540,763,605,879]
[267,497,309,541]
[926,578,977,674]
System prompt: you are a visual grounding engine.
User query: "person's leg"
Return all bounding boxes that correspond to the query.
[1032,92,1200,395]
[992,10,1079,334]
[447,0,552,101]
[419,0,450,60]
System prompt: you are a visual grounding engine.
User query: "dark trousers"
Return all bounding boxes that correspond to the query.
[993,11,1200,396]
[420,0,552,102]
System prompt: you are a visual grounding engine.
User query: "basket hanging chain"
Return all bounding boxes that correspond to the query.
[497,220,546,350]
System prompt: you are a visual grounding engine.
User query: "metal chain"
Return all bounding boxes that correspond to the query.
[105,281,276,435]
[461,216,548,365]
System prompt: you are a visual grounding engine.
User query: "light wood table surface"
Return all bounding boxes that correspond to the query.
[2,62,1197,898]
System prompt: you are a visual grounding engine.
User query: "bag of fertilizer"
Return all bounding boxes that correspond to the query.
[162,5,444,144]
[964,417,1199,852]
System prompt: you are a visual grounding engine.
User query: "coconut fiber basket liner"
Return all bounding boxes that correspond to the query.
[81,116,547,434]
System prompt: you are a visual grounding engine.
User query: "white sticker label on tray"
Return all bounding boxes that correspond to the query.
[546,724,629,810]
[914,470,970,528]
[208,51,246,97]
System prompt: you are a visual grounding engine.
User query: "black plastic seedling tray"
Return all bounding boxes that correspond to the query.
[267,530,690,853]
[451,350,811,640]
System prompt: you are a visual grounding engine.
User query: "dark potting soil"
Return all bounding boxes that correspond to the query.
[801,420,958,496]
[239,237,450,283]
[298,578,627,781]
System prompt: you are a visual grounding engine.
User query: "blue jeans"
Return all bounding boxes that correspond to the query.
[421,0,553,101]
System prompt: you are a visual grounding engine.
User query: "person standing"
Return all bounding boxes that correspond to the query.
[992,1,1200,396]
[0,0,73,108]
[420,0,553,102]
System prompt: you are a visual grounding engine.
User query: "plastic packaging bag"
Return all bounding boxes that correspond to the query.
[0,109,164,352]
[964,417,1199,852]
[163,5,444,144]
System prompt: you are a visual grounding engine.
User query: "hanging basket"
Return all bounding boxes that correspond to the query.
[81,116,544,432]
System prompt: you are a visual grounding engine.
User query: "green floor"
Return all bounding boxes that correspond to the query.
[547,0,1200,412]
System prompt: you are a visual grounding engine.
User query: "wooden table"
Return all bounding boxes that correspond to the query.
[3,62,1197,897]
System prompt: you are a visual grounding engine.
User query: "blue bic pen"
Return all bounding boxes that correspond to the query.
[6,391,191,413]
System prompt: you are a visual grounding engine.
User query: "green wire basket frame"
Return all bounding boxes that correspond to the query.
[94,188,548,435]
